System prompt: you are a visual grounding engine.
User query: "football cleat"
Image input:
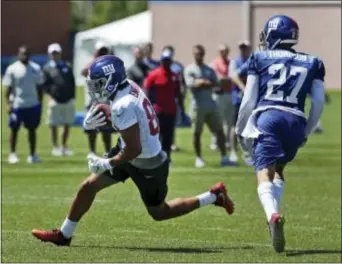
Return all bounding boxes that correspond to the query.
[32,228,72,246]
[209,182,234,215]
[268,213,286,253]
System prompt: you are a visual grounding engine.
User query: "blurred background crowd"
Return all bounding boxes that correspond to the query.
[2,0,340,166]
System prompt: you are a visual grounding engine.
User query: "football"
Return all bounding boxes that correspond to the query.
[94,103,112,128]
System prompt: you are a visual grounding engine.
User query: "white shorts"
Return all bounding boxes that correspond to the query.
[47,99,75,126]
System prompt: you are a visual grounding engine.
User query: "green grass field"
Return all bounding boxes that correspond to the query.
[1,89,341,263]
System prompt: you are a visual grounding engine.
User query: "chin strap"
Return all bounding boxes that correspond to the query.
[107,80,130,101]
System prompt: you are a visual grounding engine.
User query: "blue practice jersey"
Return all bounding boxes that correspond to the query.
[247,49,325,112]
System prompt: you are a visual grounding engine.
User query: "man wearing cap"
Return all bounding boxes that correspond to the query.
[143,49,185,160]
[81,41,113,158]
[210,44,233,152]
[228,40,252,164]
[3,45,44,164]
[43,43,76,156]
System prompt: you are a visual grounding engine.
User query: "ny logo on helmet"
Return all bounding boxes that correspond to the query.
[102,64,115,75]
[268,18,280,30]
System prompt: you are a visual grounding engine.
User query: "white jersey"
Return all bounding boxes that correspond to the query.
[2,60,44,108]
[110,80,161,159]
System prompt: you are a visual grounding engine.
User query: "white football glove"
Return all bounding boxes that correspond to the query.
[83,105,107,130]
[88,156,112,174]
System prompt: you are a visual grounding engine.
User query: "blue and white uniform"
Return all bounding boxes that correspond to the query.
[236,49,325,170]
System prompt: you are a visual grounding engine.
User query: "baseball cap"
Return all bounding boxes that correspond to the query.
[48,43,62,54]
[160,49,172,60]
[238,40,251,48]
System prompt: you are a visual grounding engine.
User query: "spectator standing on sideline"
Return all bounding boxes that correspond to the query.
[229,40,252,164]
[144,49,185,160]
[143,42,160,71]
[184,45,234,168]
[127,46,150,87]
[81,41,114,158]
[3,46,44,164]
[162,45,185,152]
[43,43,76,156]
[210,44,233,152]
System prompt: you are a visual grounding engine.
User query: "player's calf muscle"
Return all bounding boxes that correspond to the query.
[147,197,200,221]
[257,167,276,183]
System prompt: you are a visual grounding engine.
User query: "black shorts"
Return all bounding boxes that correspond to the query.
[102,145,169,207]
[232,103,241,126]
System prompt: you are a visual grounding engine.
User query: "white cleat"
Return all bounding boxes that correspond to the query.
[195,157,205,168]
[27,155,42,164]
[52,147,63,157]
[229,150,239,163]
[62,148,74,156]
[244,154,254,166]
[209,143,218,152]
[8,153,20,164]
[87,152,97,159]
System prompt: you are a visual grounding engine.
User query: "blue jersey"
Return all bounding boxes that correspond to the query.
[247,49,325,112]
[232,56,248,105]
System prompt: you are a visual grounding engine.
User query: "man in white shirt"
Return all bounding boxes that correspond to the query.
[3,46,44,164]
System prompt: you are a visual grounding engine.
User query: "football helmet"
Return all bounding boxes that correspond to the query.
[259,15,299,50]
[87,55,127,103]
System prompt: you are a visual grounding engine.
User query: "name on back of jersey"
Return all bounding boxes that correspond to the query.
[266,50,313,63]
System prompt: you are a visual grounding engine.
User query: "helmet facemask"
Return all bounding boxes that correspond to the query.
[86,74,117,104]
[258,31,267,51]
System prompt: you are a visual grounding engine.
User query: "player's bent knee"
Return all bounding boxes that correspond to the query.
[147,206,168,221]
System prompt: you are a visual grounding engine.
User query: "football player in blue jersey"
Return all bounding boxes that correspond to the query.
[236,15,325,253]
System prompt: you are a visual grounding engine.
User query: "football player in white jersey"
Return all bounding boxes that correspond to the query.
[32,55,235,246]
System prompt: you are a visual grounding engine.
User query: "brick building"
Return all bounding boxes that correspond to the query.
[150,0,341,89]
[1,1,70,56]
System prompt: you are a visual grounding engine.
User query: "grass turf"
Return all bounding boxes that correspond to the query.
[1,89,341,263]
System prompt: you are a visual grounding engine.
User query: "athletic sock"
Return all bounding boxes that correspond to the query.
[196,192,217,207]
[257,182,277,222]
[60,218,77,239]
[273,179,284,212]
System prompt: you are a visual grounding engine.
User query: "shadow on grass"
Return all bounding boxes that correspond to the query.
[286,249,342,257]
[72,245,254,254]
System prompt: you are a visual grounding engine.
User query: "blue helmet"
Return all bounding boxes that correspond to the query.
[259,15,299,50]
[87,55,127,103]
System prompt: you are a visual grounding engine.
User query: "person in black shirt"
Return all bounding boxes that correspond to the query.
[127,46,149,87]
[43,43,76,157]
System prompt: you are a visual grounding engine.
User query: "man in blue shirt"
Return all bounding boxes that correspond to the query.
[43,43,76,157]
